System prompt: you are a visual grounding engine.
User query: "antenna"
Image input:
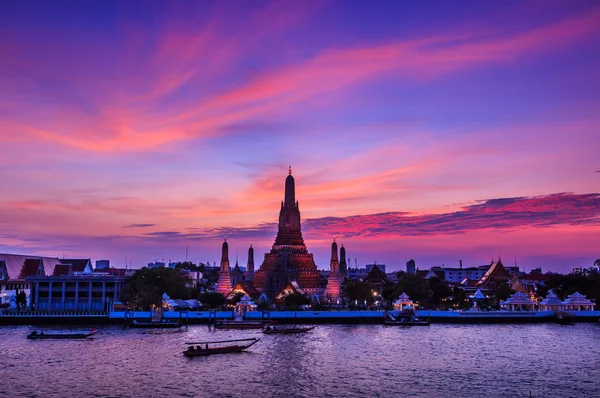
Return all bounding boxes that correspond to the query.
[186,246,189,261]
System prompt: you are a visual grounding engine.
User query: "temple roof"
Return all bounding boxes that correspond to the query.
[563,292,594,306]
[501,291,535,306]
[59,258,91,273]
[0,253,61,280]
[539,290,564,306]
[363,264,388,284]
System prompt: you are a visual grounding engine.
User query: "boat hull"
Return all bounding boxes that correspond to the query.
[27,331,97,339]
[214,321,265,330]
[384,321,430,326]
[262,326,316,334]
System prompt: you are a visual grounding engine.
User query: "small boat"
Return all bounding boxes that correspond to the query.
[262,325,316,334]
[27,330,98,339]
[130,319,182,329]
[384,319,430,326]
[183,338,260,357]
[214,320,267,330]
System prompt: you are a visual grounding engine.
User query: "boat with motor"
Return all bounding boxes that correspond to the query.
[262,325,316,334]
[214,320,268,330]
[27,330,98,339]
[183,338,260,357]
[130,319,182,328]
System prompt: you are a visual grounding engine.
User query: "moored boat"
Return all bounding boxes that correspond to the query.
[130,319,182,328]
[183,338,260,357]
[262,325,316,334]
[214,320,267,330]
[384,319,430,326]
[27,330,98,339]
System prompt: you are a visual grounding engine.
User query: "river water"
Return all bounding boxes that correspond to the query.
[1,323,599,397]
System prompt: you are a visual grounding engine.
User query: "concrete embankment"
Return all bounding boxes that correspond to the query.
[2,309,599,325]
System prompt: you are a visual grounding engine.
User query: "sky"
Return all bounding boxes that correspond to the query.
[0,0,599,273]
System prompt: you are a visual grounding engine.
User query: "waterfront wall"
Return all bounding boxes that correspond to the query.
[2,309,599,325]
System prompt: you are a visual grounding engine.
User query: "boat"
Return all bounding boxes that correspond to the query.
[262,325,316,334]
[384,318,430,326]
[183,338,260,357]
[384,309,430,326]
[214,320,267,330]
[130,319,182,329]
[27,330,98,339]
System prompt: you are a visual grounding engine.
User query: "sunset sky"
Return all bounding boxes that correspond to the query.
[1,1,599,272]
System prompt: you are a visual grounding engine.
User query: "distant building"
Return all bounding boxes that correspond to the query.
[406,259,416,275]
[366,263,386,273]
[147,262,165,269]
[347,267,369,280]
[95,260,110,270]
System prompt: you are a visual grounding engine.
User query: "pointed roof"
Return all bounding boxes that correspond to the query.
[539,289,564,306]
[227,281,261,301]
[20,258,44,278]
[471,289,486,299]
[563,291,594,306]
[0,253,61,280]
[59,258,92,273]
[477,260,510,288]
[363,264,388,284]
[501,291,535,306]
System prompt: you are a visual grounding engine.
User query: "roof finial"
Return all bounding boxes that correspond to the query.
[224,236,227,242]
[288,165,292,175]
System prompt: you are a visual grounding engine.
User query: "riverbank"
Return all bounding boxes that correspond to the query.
[1,309,599,325]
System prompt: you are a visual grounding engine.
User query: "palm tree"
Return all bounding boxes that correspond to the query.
[594,259,600,268]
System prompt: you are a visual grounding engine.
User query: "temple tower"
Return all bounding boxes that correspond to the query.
[324,239,343,302]
[339,244,348,276]
[246,244,255,282]
[215,238,232,295]
[253,168,325,298]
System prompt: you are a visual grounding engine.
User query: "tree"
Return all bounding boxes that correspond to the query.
[284,292,310,310]
[492,282,512,305]
[428,277,453,307]
[198,292,226,309]
[341,278,373,307]
[121,267,192,310]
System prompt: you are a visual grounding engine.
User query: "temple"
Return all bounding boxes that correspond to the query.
[215,239,232,295]
[324,240,346,302]
[251,168,326,298]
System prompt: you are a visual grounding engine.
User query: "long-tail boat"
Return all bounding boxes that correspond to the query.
[183,338,260,357]
[214,320,267,330]
[27,330,98,339]
[262,325,316,334]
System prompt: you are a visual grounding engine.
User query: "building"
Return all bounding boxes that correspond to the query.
[346,267,369,280]
[366,263,386,273]
[95,260,110,270]
[215,239,232,295]
[323,240,347,302]
[28,273,127,312]
[0,254,63,308]
[147,261,166,269]
[406,259,416,275]
[252,168,326,298]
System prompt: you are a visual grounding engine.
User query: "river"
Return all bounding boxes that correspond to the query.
[1,324,599,397]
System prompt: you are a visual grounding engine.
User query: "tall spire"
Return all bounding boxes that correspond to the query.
[284,166,295,208]
[216,238,232,295]
[339,244,347,275]
[330,239,339,273]
[246,244,255,281]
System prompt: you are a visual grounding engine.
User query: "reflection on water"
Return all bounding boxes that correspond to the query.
[1,324,599,397]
